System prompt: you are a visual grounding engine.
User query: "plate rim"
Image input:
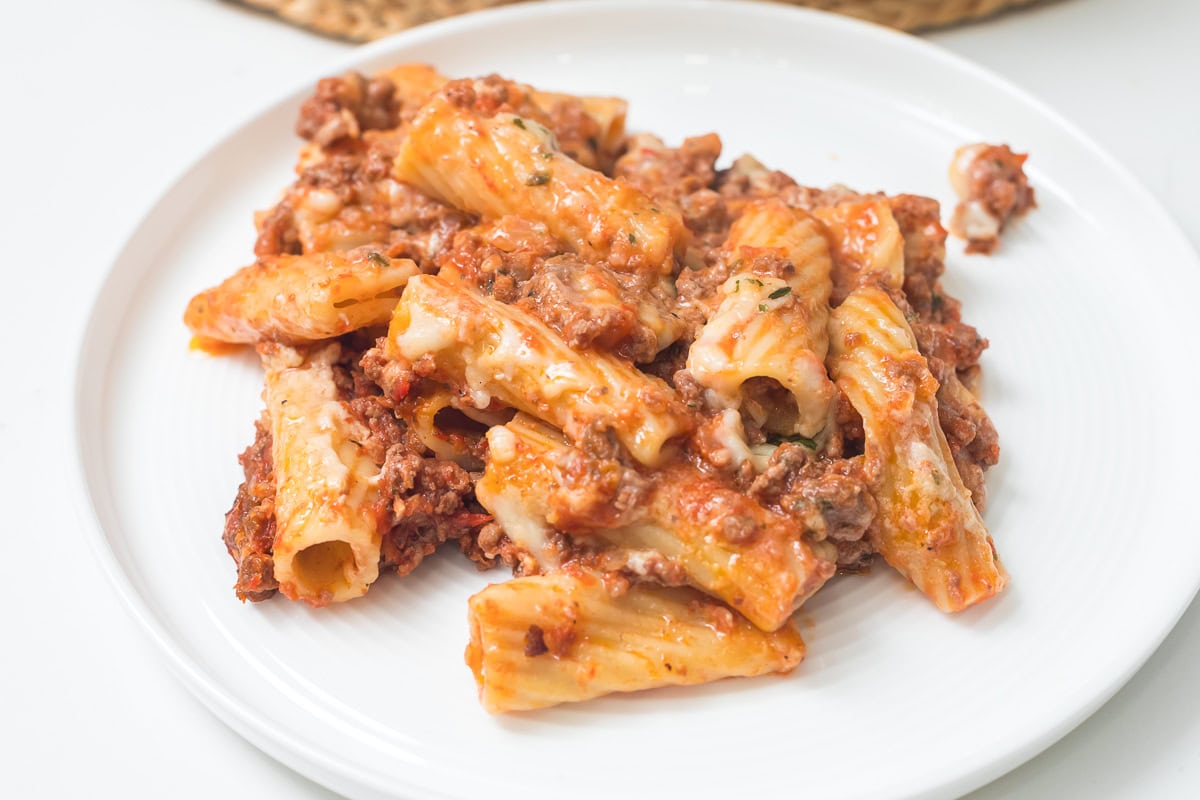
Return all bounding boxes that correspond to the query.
[71,2,1200,798]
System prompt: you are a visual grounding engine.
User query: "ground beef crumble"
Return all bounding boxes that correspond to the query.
[346,344,490,573]
[296,71,399,147]
[749,444,877,570]
[614,133,722,205]
[223,414,280,602]
[516,256,674,363]
[948,143,1036,254]
[886,192,1000,509]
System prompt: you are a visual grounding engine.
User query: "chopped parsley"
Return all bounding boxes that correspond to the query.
[768,431,821,450]
[367,252,390,268]
[628,233,637,244]
[512,117,527,129]
[785,433,819,450]
[758,303,768,312]
[744,277,763,286]
[768,286,791,300]
[525,172,551,186]
[541,151,554,160]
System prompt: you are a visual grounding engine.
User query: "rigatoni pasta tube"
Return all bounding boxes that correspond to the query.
[813,199,905,305]
[686,200,835,440]
[566,95,626,159]
[385,275,693,466]
[261,343,385,606]
[399,385,510,470]
[519,256,684,360]
[526,91,628,172]
[477,415,836,631]
[466,572,806,713]
[828,287,1007,612]
[473,417,564,569]
[185,250,418,344]
[375,64,628,169]
[375,62,448,111]
[393,84,683,275]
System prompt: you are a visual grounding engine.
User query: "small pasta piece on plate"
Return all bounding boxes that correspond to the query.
[466,571,806,713]
[948,143,1036,254]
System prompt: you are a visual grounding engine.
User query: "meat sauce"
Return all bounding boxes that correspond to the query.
[220,70,1003,602]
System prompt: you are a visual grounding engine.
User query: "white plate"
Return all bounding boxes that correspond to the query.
[74,2,1200,798]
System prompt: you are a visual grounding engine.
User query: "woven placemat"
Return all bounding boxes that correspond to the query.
[235,0,1043,42]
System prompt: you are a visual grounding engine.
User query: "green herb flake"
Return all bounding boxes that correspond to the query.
[367,252,390,268]
[745,277,763,287]
[768,286,792,300]
[650,206,661,214]
[541,151,554,160]
[525,172,551,186]
[628,233,637,244]
[787,433,819,450]
[769,427,825,450]
[513,117,527,129]
[758,303,768,312]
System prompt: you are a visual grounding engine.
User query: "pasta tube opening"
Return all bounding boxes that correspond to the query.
[290,540,359,597]
[686,201,836,445]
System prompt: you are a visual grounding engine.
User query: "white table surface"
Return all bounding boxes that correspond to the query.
[3,0,1197,796]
